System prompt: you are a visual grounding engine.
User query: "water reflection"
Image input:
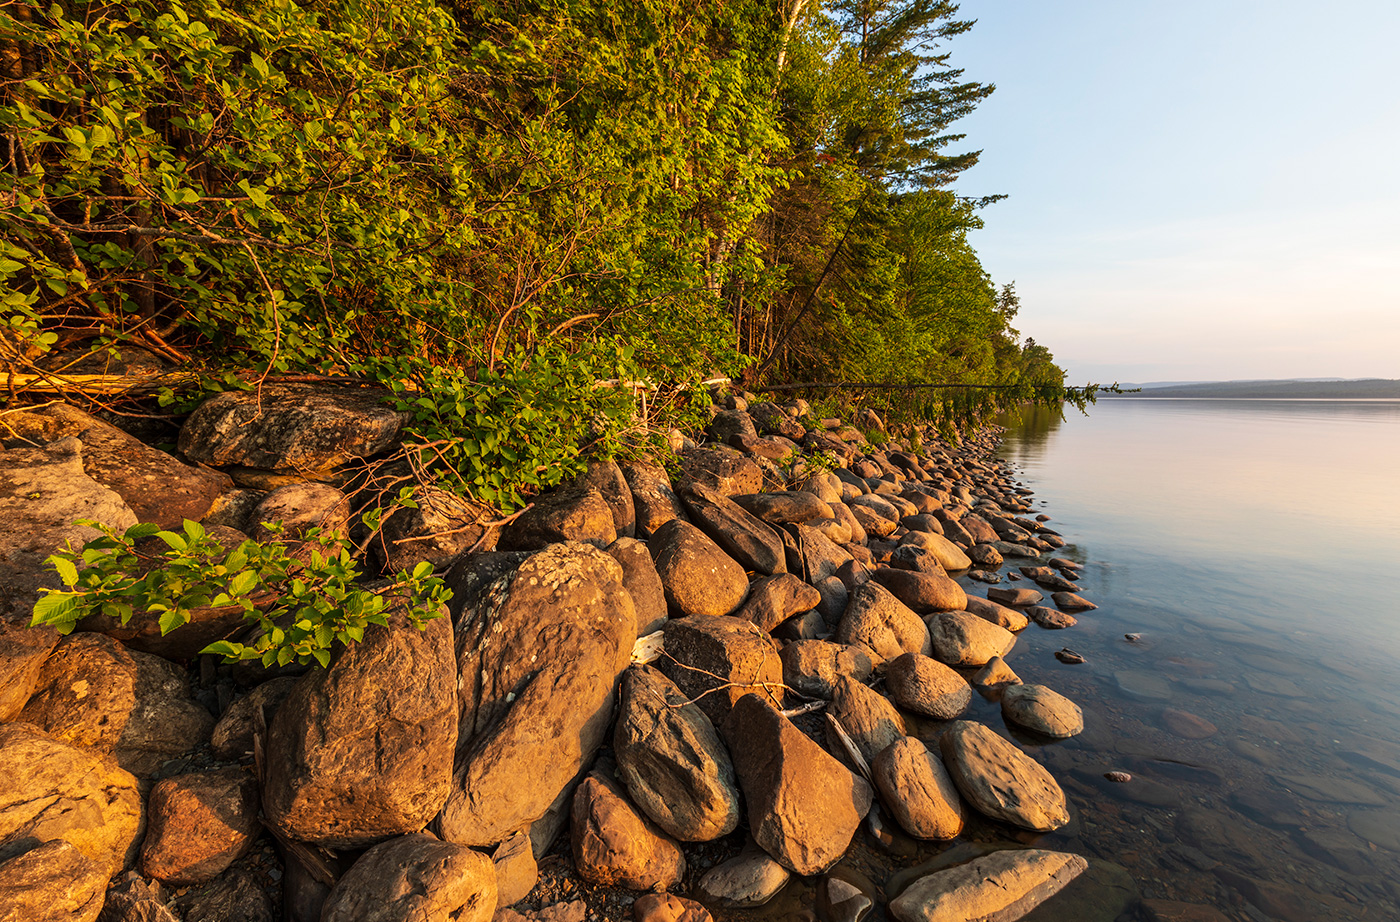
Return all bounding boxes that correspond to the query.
[994,399,1400,919]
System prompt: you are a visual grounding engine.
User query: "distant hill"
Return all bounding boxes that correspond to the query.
[1104,378,1400,399]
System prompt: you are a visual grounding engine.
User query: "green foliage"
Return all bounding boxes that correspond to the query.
[32,518,450,668]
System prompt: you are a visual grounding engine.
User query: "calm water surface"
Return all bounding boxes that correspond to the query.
[993,399,1400,920]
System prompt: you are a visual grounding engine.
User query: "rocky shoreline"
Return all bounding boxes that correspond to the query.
[0,382,1175,922]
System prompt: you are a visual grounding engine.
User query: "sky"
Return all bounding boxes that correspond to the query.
[945,0,1400,385]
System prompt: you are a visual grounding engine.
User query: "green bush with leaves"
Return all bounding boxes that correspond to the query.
[32,518,451,667]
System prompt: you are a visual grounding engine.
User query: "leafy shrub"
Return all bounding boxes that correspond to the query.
[32,518,450,667]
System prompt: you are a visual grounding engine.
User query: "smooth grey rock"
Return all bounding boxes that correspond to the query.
[939,722,1070,832]
[649,520,749,618]
[886,652,971,720]
[607,537,668,636]
[889,848,1088,922]
[320,833,496,922]
[696,842,791,908]
[925,612,1015,667]
[1001,684,1084,738]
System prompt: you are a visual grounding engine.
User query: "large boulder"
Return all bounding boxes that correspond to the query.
[648,520,749,618]
[0,840,106,922]
[678,483,786,575]
[871,737,965,841]
[677,448,762,497]
[3,403,230,527]
[736,573,821,633]
[898,530,972,571]
[793,524,854,584]
[885,652,972,720]
[247,482,351,551]
[441,543,635,847]
[369,486,493,574]
[0,619,58,721]
[320,833,497,922]
[963,596,1029,632]
[939,722,1070,832]
[621,462,685,539]
[658,615,783,727]
[574,459,636,538]
[925,611,1015,667]
[1001,684,1084,739]
[263,609,457,848]
[0,722,143,879]
[872,567,966,614]
[695,842,791,908]
[498,487,617,551]
[210,676,297,761]
[0,437,137,621]
[613,666,741,842]
[178,384,407,473]
[571,774,686,891]
[140,768,260,885]
[778,640,873,700]
[112,649,218,775]
[889,849,1088,922]
[721,694,873,875]
[826,675,906,766]
[837,582,930,667]
[730,492,833,526]
[607,538,668,636]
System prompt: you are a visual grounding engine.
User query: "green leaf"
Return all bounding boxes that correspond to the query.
[31,592,78,629]
[201,640,242,658]
[411,560,433,580]
[48,555,79,587]
[158,608,188,635]
[228,570,259,597]
[155,531,188,552]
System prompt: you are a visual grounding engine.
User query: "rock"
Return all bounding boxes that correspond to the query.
[210,676,297,761]
[613,665,741,842]
[607,538,668,635]
[1001,685,1083,739]
[836,581,930,667]
[368,486,492,574]
[679,482,786,575]
[0,840,106,922]
[972,656,1021,687]
[1346,808,1400,850]
[173,868,275,922]
[794,525,854,584]
[320,833,497,922]
[774,609,827,642]
[178,385,406,472]
[939,722,1069,831]
[1114,670,1172,701]
[731,491,833,525]
[575,459,637,538]
[98,873,180,922]
[443,543,634,847]
[896,531,971,571]
[0,437,137,621]
[957,514,1000,545]
[0,722,142,878]
[707,408,758,444]
[571,774,685,890]
[872,737,965,840]
[886,652,971,719]
[829,501,867,544]
[814,575,850,628]
[826,675,906,766]
[6,403,229,527]
[633,893,714,922]
[695,842,791,908]
[141,768,260,884]
[990,541,1040,559]
[1161,708,1218,739]
[649,520,749,617]
[820,878,874,922]
[263,608,457,848]
[888,544,943,574]
[737,573,821,632]
[721,694,873,875]
[1026,606,1076,629]
[1051,592,1097,612]
[872,567,966,614]
[499,487,617,552]
[1271,771,1387,805]
[925,612,1015,667]
[963,596,1029,632]
[899,514,944,536]
[622,461,686,538]
[966,544,1004,568]
[678,448,762,497]
[658,614,783,726]
[113,650,218,775]
[19,632,137,751]
[986,587,1042,608]
[492,832,538,909]
[0,619,58,721]
[247,481,350,548]
[779,640,874,700]
[889,848,1087,922]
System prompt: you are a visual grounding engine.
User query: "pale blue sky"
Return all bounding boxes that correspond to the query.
[948,0,1400,384]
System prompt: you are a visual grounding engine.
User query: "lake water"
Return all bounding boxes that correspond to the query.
[991,398,1400,920]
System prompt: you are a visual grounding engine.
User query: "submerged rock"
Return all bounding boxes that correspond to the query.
[939,721,1070,832]
[889,849,1088,922]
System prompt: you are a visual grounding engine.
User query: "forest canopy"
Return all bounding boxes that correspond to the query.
[2,0,1095,506]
